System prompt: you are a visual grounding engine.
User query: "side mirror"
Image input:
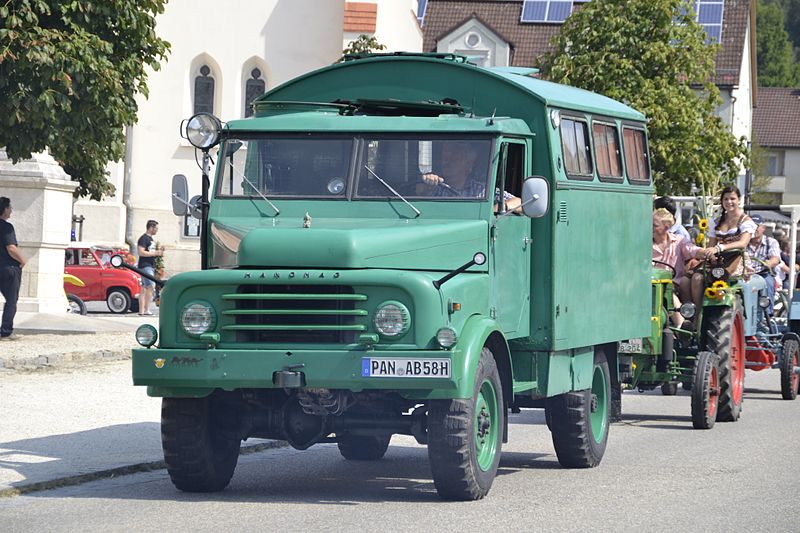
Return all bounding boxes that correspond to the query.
[520,176,550,218]
[172,174,189,216]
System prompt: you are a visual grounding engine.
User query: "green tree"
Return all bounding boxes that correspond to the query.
[0,1,170,200]
[537,0,749,195]
[757,0,799,87]
[341,34,386,59]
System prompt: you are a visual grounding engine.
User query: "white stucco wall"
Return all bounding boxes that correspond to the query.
[76,0,347,275]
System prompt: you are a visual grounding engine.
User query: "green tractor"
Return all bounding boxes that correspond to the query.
[615,251,746,429]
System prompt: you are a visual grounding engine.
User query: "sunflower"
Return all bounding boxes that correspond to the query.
[695,233,706,245]
[711,280,728,289]
[698,218,709,231]
[705,287,717,299]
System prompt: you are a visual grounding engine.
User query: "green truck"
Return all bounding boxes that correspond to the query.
[130,54,652,500]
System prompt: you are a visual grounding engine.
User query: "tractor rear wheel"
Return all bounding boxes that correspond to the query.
[703,299,745,422]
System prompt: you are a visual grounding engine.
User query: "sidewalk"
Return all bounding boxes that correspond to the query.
[0,310,154,370]
[0,311,284,496]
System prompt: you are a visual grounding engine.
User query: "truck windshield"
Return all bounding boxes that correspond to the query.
[215,136,493,201]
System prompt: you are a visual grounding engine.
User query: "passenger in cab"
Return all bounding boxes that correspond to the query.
[652,208,706,327]
[690,185,755,313]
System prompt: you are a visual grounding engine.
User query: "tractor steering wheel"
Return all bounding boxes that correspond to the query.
[652,260,676,278]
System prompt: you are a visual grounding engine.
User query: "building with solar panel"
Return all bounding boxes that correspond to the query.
[420,0,757,190]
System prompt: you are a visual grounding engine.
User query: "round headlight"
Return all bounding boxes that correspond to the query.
[373,301,411,338]
[679,302,696,319]
[436,327,458,348]
[711,267,725,279]
[181,301,217,336]
[136,324,158,348]
[185,113,222,149]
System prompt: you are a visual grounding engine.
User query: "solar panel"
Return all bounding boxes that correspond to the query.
[695,0,724,44]
[521,0,575,23]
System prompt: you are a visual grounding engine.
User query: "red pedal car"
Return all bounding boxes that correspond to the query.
[64,244,142,314]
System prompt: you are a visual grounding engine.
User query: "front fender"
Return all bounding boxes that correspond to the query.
[451,314,509,399]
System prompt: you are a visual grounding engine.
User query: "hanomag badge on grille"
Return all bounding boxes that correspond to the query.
[362,358,451,378]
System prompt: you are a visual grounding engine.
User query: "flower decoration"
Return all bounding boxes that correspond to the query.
[695,233,706,245]
[711,280,728,290]
[704,287,717,299]
[698,218,709,231]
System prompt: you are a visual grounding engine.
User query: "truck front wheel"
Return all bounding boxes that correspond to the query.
[546,349,610,468]
[427,347,504,501]
[161,396,241,492]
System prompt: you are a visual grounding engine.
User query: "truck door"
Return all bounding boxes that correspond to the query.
[491,141,531,336]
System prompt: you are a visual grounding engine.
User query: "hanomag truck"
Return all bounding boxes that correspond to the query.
[130,54,652,500]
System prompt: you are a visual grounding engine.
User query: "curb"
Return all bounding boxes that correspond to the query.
[0,440,289,499]
[0,349,132,372]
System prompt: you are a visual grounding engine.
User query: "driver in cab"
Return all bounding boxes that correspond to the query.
[652,208,709,327]
[417,141,521,212]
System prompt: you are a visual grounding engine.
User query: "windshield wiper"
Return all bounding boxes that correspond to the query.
[364,165,421,218]
[227,160,280,215]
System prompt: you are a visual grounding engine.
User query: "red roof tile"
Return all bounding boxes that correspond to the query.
[345,2,377,33]
[422,0,751,86]
[753,87,800,148]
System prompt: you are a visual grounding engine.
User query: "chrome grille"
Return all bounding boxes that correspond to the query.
[221,285,367,344]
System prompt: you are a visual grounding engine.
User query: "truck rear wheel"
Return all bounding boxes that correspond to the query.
[427,347,503,501]
[337,434,391,460]
[703,300,745,422]
[546,350,610,468]
[691,351,719,429]
[161,396,241,492]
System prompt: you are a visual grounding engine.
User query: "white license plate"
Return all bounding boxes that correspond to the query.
[362,358,451,378]
[618,338,643,353]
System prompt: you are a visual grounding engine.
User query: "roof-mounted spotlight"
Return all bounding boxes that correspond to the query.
[182,112,222,150]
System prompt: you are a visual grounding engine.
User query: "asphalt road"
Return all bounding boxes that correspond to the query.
[1,368,798,532]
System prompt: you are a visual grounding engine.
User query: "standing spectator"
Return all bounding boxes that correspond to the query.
[653,196,691,241]
[746,214,781,315]
[0,197,27,340]
[137,220,163,316]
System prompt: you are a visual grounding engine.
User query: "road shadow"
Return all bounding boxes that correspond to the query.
[616,412,695,430]
[0,422,162,491]
[18,440,556,504]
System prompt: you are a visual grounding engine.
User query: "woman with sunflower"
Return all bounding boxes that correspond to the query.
[689,185,755,313]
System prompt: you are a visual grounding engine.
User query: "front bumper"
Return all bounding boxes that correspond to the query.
[132,347,461,399]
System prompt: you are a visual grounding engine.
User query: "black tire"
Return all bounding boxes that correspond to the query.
[161,396,241,492]
[67,294,87,315]
[427,347,504,501]
[610,382,623,423]
[661,382,678,396]
[691,351,719,429]
[780,337,800,400]
[106,288,131,314]
[703,300,745,422]
[545,349,610,468]
[338,434,391,460]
